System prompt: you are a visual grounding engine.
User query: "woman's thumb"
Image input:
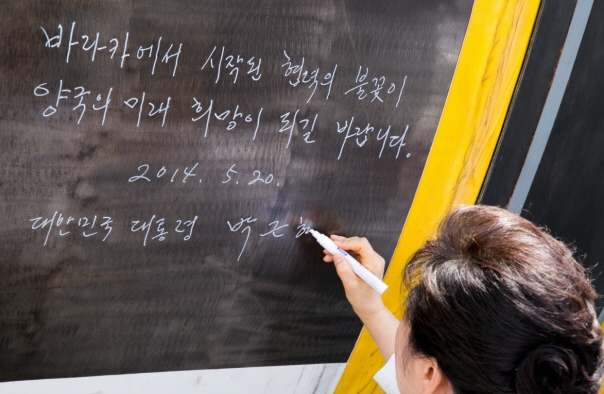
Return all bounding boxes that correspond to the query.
[333,254,355,282]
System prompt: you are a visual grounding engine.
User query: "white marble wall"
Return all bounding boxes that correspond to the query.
[0,363,346,394]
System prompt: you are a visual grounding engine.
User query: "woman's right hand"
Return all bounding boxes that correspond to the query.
[323,235,387,320]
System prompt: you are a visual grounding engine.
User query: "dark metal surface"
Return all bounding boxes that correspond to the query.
[478,0,576,207]
[519,0,604,308]
[0,0,472,380]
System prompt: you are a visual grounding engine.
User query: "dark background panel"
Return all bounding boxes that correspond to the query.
[479,0,576,207]
[520,0,604,308]
[0,0,473,380]
[479,0,604,309]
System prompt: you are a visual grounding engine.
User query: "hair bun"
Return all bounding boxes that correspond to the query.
[515,344,589,394]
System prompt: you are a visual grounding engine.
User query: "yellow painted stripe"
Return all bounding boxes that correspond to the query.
[334,0,541,393]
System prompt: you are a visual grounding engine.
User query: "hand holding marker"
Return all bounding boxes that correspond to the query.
[310,230,388,294]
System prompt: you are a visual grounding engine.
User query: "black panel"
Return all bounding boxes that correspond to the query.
[479,0,576,207]
[518,1,604,306]
[0,0,473,380]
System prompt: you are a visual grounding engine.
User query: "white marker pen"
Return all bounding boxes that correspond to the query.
[310,230,388,295]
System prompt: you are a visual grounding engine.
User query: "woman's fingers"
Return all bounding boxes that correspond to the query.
[331,235,375,254]
[325,235,385,278]
[327,241,388,320]
[332,253,358,284]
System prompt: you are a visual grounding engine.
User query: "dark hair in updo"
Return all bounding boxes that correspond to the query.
[402,205,604,394]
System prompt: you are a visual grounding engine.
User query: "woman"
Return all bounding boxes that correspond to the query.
[323,205,604,394]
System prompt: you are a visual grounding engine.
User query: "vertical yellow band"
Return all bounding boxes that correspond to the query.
[334,0,541,392]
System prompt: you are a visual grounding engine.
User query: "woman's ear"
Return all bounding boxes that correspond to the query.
[420,357,452,394]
